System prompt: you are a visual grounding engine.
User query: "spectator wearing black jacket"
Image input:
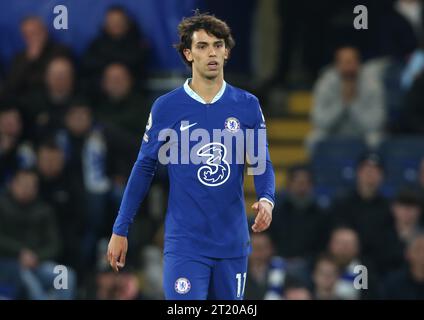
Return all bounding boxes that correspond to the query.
[36,140,84,273]
[402,71,424,134]
[54,99,136,267]
[331,152,393,274]
[379,190,424,275]
[0,169,76,299]
[21,55,76,141]
[311,254,342,300]
[326,227,379,300]
[81,6,150,92]
[270,164,329,260]
[0,106,35,191]
[4,16,71,98]
[93,62,149,139]
[244,231,286,300]
[381,231,424,299]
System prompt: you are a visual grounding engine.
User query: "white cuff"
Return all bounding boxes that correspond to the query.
[259,197,274,209]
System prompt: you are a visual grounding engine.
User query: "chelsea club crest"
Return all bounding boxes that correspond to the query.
[175,277,191,294]
[224,117,240,133]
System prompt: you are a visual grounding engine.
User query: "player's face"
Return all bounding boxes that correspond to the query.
[184,29,228,80]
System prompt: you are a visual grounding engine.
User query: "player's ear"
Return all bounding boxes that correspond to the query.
[224,48,229,60]
[183,48,193,63]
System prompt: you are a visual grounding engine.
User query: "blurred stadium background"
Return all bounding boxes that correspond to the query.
[1,0,424,299]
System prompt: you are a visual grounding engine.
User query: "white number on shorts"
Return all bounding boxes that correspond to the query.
[236,272,247,298]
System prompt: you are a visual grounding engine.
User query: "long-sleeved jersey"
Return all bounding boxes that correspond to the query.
[113,80,275,258]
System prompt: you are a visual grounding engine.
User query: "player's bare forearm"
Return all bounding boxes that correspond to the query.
[251,200,273,232]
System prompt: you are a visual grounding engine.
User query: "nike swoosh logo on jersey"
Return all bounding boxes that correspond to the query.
[180,122,198,131]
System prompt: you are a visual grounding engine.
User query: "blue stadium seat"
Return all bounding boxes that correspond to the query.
[378,136,424,189]
[0,283,18,300]
[311,138,368,200]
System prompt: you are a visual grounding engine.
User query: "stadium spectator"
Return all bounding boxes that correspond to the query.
[36,140,84,273]
[4,16,71,97]
[327,227,378,299]
[270,164,329,260]
[381,231,424,299]
[95,268,149,300]
[327,227,361,299]
[55,101,135,267]
[400,47,424,91]
[21,56,76,140]
[114,270,147,300]
[94,62,149,138]
[0,106,35,191]
[375,0,420,60]
[95,270,116,300]
[402,71,424,133]
[330,152,393,274]
[311,254,342,300]
[244,232,285,300]
[282,280,313,300]
[0,169,76,299]
[81,6,149,91]
[393,0,423,43]
[380,190,424,274]
[308,46,385,152]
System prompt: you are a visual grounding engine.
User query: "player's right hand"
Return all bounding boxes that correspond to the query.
[107,233,128,272]
[251,201,273,233]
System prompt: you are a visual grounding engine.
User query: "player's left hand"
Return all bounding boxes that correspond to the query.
[251,200,273,232]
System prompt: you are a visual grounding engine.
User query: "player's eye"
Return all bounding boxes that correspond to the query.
[197,44,206,49]
[215,43,223,48]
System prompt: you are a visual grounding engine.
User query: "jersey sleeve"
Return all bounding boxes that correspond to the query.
[247,98,276,207]
[112,100,167,236]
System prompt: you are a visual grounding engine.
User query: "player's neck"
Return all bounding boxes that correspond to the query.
[189,73,224,103]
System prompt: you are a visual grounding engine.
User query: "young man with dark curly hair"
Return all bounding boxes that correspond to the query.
[108,11,275,300]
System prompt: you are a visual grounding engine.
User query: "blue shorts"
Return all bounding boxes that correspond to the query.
[163,252,248,300]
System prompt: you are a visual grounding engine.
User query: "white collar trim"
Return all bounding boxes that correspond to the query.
[183,78,226,104]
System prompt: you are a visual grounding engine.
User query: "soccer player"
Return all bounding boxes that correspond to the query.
[107,12,275,300]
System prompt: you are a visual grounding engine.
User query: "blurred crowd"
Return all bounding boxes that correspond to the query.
[262,0,424,300]
[0,6,164,299]
[247,161,424,300]
[1,0,424,300]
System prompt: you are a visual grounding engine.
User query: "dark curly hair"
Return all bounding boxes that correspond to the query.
[174,10,235,67]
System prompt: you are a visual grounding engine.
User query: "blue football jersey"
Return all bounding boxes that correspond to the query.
[113,79,275,258]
